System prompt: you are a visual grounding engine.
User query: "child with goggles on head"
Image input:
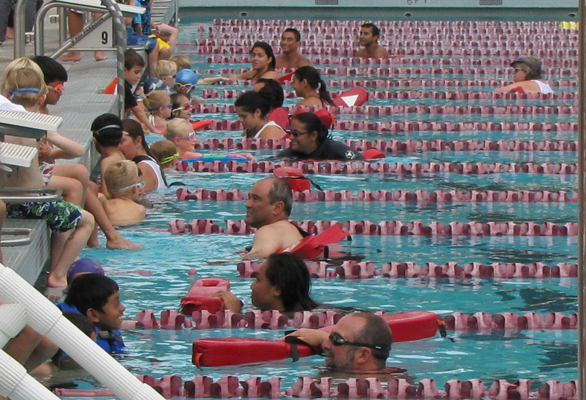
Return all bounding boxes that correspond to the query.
[102,160,146,226]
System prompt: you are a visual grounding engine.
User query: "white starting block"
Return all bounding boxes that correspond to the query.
[0,143,38,168]
[0,110,63,140]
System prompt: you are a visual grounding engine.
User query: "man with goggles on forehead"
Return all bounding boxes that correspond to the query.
[284,312,395,374]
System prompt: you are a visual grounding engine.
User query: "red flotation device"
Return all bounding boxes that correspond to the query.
[180,277,230,315]
[362,149,386,159]
[191,120,213,130]
[278,224,350,259]
[274,166,311,192]
[512,86,526,94]
[277,71,295,83]
[192,311,438,367]
[333,87,369,107]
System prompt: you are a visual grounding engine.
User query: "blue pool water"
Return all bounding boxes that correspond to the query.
[61,19,579,400]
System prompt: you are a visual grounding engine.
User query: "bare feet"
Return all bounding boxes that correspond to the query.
[46,273,67,289]
[94,51,108,61]
[45,286,66,303]
[5,27,14,40]
[107,236,143,250]
[60,51,82,62]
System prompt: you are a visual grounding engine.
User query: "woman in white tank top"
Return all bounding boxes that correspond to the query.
[494,56,553,94]
[234,91,287,140]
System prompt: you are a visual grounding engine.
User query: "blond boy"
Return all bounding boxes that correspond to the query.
[103,161,146,226]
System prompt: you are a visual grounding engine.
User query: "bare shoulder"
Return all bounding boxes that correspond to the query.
[263,71,281,80]
[374,47,389,58]
[354,49,367,58]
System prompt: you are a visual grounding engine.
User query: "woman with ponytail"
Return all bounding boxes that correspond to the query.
[291,66,334,107]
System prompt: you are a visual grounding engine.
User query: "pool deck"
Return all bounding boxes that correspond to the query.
[1,14,120,286]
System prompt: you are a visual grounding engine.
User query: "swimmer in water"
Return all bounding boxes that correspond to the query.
[230,42,280,82]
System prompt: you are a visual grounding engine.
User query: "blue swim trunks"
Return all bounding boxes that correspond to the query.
[6,200,82,232]
[126,26,157,53]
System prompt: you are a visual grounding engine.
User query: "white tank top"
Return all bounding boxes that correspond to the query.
[532,80,554,94]
[138,157,167,190]
[253,120,285,139]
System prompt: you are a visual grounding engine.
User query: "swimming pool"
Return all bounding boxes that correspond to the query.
[63,18,579,400]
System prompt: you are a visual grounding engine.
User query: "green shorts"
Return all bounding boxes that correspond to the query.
[6,200,82,232]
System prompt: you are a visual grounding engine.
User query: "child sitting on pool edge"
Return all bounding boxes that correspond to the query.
[60,274,127,354]
[102,161,147,226]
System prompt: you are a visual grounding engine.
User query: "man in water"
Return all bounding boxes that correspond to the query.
[354,23,389,59]
[242,177,304,259]
[285,312,395,373]
[275,28,311,69]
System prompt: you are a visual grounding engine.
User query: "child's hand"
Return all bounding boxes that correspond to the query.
[38,140,55,163]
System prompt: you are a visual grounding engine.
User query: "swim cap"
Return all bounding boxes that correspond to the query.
[176,69,198,85]
[67,258,105,285]
[511,56,542,73]
[144,77,167,95]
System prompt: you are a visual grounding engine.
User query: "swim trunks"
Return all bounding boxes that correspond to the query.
[6,200,82,232]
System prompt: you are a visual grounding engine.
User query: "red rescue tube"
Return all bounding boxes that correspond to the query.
[180,277,230,315]
[274,166,311,192]
[277,71,295,83]
[333,87,369,107]
[193,337,316,367]
[277,224,350,259]
[191,119,213,130]
[192,311,437,367]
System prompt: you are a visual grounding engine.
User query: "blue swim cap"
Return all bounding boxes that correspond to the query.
[176,69,198,85]
[144,77,167,94]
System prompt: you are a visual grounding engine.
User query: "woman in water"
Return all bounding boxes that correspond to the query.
[291,66,334,107]
[230,42,280,82]
[493,56,553,94]
[234,91,287,139]
[212,252,317,317]
[119,119,167,192]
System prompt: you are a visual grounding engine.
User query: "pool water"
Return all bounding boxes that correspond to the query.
[66,18,579,400]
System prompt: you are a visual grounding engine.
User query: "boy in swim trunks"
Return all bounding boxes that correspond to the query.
[0,67,95,289]
[102,161,147,226]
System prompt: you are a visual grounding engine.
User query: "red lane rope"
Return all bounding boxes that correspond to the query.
[127,309,577,331]
[54,375,579,399]
[168,219,579,236]
[195,138,578,152]
[176,160,579,175]
[176,188,577,203]
[237,260,578,279]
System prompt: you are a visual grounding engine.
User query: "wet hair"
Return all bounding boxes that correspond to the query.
[91,113,124,147]
[283,28,301,42]
[251,41,276,71]
[0,57,44,93]
[362,23,380,38]
[234,91,271,118]
[150,140,178,167]
[256,79,284,110]
[291,112,329,145]
[294,66,333,106]
[124,48,145,70]
[153,60,177,79]
[164,118,192,141]
[264,252,317,312]
[104,160,139,197]
[143,91,171,113]
[351,312,393,368]
[170,55,191,70]
[268,177,293,216]
[2,68,47,108]
[64,274,119,316]
[122,119,154,157]
[31,55,68,84]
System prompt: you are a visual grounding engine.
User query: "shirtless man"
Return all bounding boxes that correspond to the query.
[242,178,303,259]
[285,312,396,374]
[275,28,311,69]
[354,23,389,59]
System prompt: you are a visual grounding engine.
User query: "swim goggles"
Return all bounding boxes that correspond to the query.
[179,131,197,141]
[47,83,65,94]
[7,88,41,99]
[175,82,195,90]
[163,74,176,79]
[328,332,391,351]
[94,124,123,136]
[160,153,179,164]
[116,180,146,192]
[148,104,173,112]
[172,104,193,113]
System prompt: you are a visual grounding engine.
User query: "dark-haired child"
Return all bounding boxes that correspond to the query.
[91,113,126,198]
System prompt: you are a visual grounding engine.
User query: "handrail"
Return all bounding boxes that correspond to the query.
[0,229,33,247]
[0,188,62,203]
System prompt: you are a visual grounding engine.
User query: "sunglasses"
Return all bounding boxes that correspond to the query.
[287,129,311,138]
[172,104,193,113]
[47,83,65,94]
[175,82,194,90]
[117,180,146,192]
[328,332,390,351]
